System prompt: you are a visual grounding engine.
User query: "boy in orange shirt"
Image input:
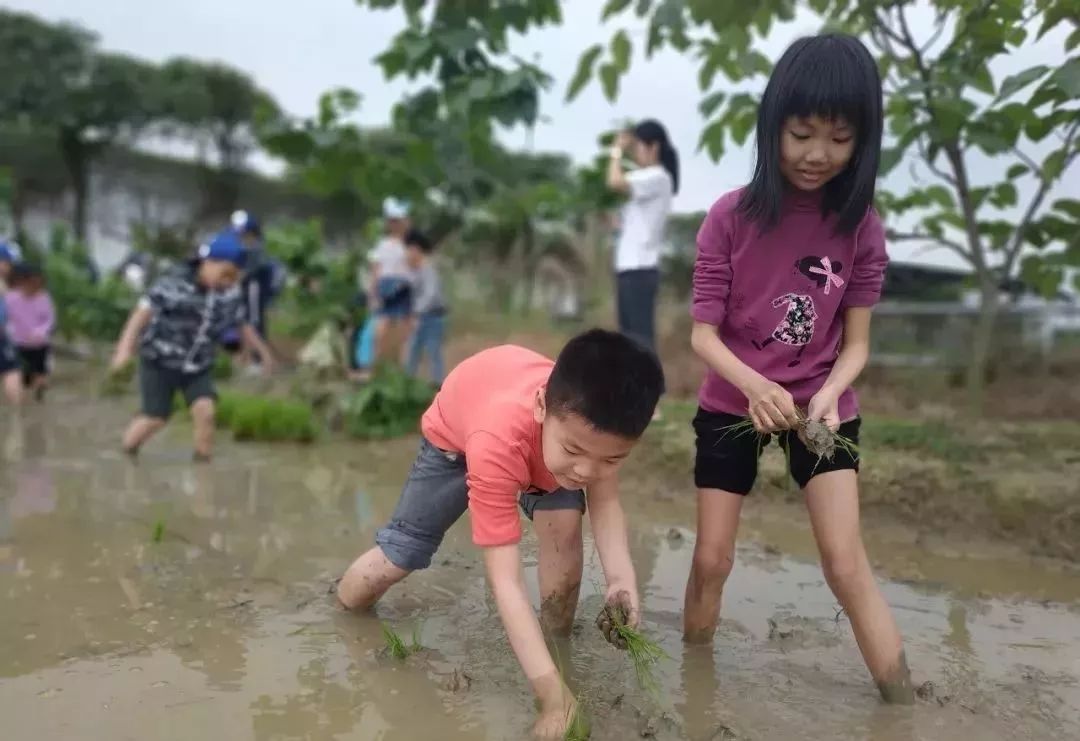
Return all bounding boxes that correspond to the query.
[337,329,664,739]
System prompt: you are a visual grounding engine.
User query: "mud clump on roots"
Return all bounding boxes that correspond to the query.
[595,604,667,695]
[800,419,836,459]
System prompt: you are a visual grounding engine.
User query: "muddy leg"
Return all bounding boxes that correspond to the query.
[122,416,166,454]
[535,508,584,636]
[683,488,744,643]
[805,470,914,704]
[190,397,215,460]
[338,545,410,611]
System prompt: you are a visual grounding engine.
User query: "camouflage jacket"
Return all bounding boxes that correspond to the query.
[139,264,244,374]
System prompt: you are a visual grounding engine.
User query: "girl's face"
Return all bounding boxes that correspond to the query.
[780,115,855,191]
[631,137,660,167]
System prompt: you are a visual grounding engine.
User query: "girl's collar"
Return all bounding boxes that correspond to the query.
[784,185,824,212]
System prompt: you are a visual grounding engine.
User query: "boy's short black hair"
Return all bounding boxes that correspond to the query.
[546,328,664,439]
[404,228,433,254]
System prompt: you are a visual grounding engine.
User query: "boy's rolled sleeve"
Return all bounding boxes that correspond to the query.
[690,199,735,326]
[465,432,528,547]
[842,209,890,309]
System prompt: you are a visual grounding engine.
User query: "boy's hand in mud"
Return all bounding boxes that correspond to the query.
[532,695,577,740]
[807,388,840,432]
[746,376,800,434]
[596,587,639,649]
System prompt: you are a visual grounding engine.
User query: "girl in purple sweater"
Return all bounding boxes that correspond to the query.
[685,34,913,703]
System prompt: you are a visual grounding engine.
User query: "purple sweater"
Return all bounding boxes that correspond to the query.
[4,290,55,347]
[691,188,889,421]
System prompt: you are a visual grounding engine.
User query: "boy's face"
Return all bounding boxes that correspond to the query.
[198,259,241,291]
[404,244,423,270]
[533,390,637,491]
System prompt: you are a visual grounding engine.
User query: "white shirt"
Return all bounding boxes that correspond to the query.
[614,165,674,272]
[369,236,410,280]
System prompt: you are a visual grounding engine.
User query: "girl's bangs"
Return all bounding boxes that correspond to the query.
[777,48,873,132]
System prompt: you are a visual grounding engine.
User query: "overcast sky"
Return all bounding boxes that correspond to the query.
[4,0,1073,269]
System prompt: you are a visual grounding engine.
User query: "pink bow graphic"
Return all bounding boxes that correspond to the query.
[809,257,844,295]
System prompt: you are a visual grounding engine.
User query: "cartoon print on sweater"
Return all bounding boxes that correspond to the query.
[796,255,846,294]
[752,292,818,367]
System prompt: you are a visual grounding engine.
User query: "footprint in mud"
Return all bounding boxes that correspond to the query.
[765,614,843,650]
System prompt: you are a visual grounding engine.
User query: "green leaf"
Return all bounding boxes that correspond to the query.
[1044,149,1067,180]
[879,146,904,175]
[566,44,602,101]
[989,182,1017,209]
[969,64,995,95]
[1068,27,1080,52]
[996,65,1050,101]
[1052,199,1080,220]
[601,0,633,21]
[611,30,632,71]
[809,0,831,12]
[599,63,619,101]
[698,91,726,117]
[1051,58,1080,98]
[635,0,654,15]
[925,185,955,209]
[698,118,726,161]
[1006,163,1029,179]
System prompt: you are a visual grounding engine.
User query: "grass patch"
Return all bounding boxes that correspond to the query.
[100,360,136,397]
[861,416,974,460]
[151,518,166,543]
[215,391,318,443]
[342,365,436,439]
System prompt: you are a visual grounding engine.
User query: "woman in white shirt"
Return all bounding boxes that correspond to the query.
[606,120,679,360]
[369,197,414,365]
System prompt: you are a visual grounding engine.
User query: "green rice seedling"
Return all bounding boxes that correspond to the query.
[596,604,668,696]
[564,706,591,741]
[151,518,166,543]
[100,360,136,397]
[382,623,423,661]
[221,393,318,443]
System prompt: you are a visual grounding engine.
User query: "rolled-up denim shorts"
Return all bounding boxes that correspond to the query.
[375,438,586,571]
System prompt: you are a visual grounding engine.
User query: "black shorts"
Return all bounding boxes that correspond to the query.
[0,337,18,375]
[139,360,216,420]
[693,407,861,494]
[17,345,50,382]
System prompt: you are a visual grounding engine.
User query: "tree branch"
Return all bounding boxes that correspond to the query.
[1003,119,1080,278]
[1012,146,1040,174]
[887,230,972,263]
[916,136,957,186]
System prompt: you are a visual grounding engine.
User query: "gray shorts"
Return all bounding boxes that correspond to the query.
[376,437,586,571]
[139,359,216,420]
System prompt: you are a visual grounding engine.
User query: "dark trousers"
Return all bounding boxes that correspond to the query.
[616,268,664,393]
[616,268,659,350]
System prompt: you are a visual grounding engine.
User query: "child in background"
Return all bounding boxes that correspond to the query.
[110,231,275,461]
[684,34,913,703]
[4,264,55,400]
[0,241,23,404]
[403,229,446,386]
[369,197,414,364]
[338,330,664,739]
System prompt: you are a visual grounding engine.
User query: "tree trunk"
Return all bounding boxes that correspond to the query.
[58,131,91,242]
[965,280,999,416]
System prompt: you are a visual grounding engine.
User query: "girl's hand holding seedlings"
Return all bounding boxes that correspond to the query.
[745,375,800,434]
[807,387,841,432]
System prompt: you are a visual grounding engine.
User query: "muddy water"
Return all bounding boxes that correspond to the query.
[2,394,1079,741]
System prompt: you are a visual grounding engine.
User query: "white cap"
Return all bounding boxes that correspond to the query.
[231,210,249,230]
[382,197,410,220]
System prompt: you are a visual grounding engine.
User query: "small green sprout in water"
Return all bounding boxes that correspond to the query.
[382,623,423,660]
[151,519,166,543]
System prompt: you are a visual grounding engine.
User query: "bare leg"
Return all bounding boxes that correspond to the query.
[122,416,167,454]
[2,371,22,405]
[338,546,410,610]
[683,488,744,643]
[534,508,584,635]
[190,397,216,460]
[373,315,390,364]
[805,470,913,703]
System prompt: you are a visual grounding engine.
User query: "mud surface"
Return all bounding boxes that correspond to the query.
[2,390,1080,740]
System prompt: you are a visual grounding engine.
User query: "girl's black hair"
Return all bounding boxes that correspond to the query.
[738,33,883,234]
[633,119,680,194]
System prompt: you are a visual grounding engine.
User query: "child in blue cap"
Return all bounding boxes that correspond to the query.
[110,231,275,461]
[0,240,24,404]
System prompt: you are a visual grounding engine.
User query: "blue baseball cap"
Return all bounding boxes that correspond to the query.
[230,209,261,237]
[198,230,248,268]
[0,239,22,263]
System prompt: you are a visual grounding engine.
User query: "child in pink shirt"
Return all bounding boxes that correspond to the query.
[4,263,55,399]
[337,330,664,738]
[684,34,913,704]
